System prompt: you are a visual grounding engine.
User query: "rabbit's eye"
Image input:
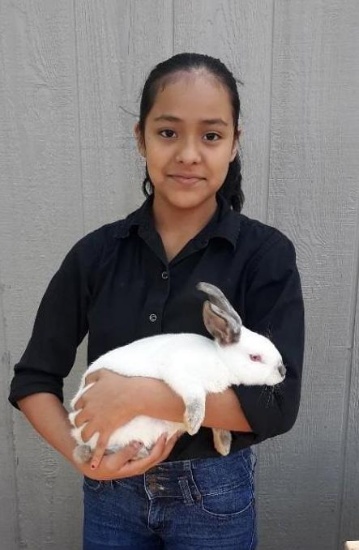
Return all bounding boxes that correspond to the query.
[250,354,262,362]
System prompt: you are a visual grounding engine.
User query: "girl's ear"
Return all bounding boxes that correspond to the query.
[134,123,146,158]
[230,128,241,162]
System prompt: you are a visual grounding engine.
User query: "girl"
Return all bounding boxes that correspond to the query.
[9,53,305,549]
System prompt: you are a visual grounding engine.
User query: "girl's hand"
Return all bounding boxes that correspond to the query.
[76,432,181,480]
[73,369,143,468]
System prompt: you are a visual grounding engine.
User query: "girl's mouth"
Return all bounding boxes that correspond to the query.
[170,175,204,185]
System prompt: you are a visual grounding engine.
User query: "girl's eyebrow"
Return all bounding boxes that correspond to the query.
[153,114,229,126]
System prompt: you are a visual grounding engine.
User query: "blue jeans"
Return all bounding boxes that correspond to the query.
[83,447,257,549]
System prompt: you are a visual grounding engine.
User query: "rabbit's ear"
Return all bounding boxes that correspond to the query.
[197,282,242,345]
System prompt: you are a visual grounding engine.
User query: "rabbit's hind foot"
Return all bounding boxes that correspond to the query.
[73,444,93,464]
[212,428,232,456]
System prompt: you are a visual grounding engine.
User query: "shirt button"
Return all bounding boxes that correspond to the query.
[149,313,157,323]
[161,271,169,280]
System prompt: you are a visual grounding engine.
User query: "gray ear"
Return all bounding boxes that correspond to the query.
[197,282,242,345]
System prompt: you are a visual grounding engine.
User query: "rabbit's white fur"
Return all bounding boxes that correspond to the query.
[69,282,284,462]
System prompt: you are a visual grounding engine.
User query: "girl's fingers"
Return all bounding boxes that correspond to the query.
[84,371,101,385]
[103,434,167,478]
[80,441,143,478]
[103,441,145,472]
[73,397,84,411]
[144,431,178,465]
[115,431,182,477]
[73,371,103,411]
[72,408,87,428]
[145,433,168,463]
[82,432,183,480]
[90,435,110,470]
[80,423,99,443]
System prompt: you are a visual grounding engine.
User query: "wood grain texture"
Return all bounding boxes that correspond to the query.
[74,0,174,234]
[340,220,359,541]
[173,0,274,222]
[337,3,359,543]
[0,283,19,549]
[0,1,84,547]
[258,1,359,549]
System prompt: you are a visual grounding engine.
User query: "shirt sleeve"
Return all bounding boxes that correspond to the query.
[232,233,305,445]
[8,236,95,409]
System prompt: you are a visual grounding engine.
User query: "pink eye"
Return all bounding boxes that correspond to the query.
[250,354,262,362]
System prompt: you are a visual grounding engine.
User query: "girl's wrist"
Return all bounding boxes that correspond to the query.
[130,376,156,416]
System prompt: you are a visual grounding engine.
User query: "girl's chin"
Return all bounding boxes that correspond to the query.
[154,192,217,212]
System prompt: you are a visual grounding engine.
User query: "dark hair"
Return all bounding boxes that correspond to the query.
[138,52,244,211]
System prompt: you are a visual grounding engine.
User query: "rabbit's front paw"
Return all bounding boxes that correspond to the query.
[184,398,205,435]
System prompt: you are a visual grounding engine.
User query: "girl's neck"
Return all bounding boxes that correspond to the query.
[152,196,217,238]
[152,196,218,261]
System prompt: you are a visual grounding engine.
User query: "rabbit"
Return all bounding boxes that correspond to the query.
[69,282,285,463]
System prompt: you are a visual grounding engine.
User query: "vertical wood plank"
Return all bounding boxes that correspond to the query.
[0,282,19,549]
[75,0,174,234]
[259,1,359,549]
[173,0,274,222]
[340,265,359,542]
[338,1,359,541]
[0,0,83,547]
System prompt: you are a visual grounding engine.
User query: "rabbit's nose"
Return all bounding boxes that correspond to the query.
[278,364,286,378]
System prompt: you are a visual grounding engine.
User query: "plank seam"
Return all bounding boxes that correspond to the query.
[266,0,276,226]
[172,0,175,54]
[72,0,85,237]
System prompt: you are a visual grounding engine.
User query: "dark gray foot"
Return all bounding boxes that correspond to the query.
[73,445,93,464]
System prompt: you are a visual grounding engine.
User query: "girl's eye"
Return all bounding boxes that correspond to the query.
[204,133,221,142]
[250,354,262,363]
[159,129,176,138]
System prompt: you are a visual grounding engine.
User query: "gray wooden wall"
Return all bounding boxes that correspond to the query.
[1,1,358,548]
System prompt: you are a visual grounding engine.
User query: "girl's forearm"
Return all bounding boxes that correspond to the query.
[136,378,252,432]
[17,392,177,478]
[17,393,77,465]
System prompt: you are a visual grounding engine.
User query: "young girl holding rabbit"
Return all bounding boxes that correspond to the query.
[9,53,304,549]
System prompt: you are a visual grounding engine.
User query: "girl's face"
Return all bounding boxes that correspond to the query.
[136,71,238,216]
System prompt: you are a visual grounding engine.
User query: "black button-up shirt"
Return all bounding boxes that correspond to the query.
[9,196,305,460]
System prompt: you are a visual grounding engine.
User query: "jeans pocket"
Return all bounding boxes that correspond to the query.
[201,483,253,519]
[83,476,105,493]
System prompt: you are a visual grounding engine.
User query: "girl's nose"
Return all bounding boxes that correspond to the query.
[175,140,201,164]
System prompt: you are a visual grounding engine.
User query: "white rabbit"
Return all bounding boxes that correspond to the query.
[69,282,285,463]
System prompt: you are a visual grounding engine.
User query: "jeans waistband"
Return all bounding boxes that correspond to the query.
[142,447,255,503]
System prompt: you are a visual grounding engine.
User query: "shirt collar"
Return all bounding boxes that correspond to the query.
[114,194,241,248]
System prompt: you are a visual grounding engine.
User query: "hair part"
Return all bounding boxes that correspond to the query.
[139,52,244,212]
